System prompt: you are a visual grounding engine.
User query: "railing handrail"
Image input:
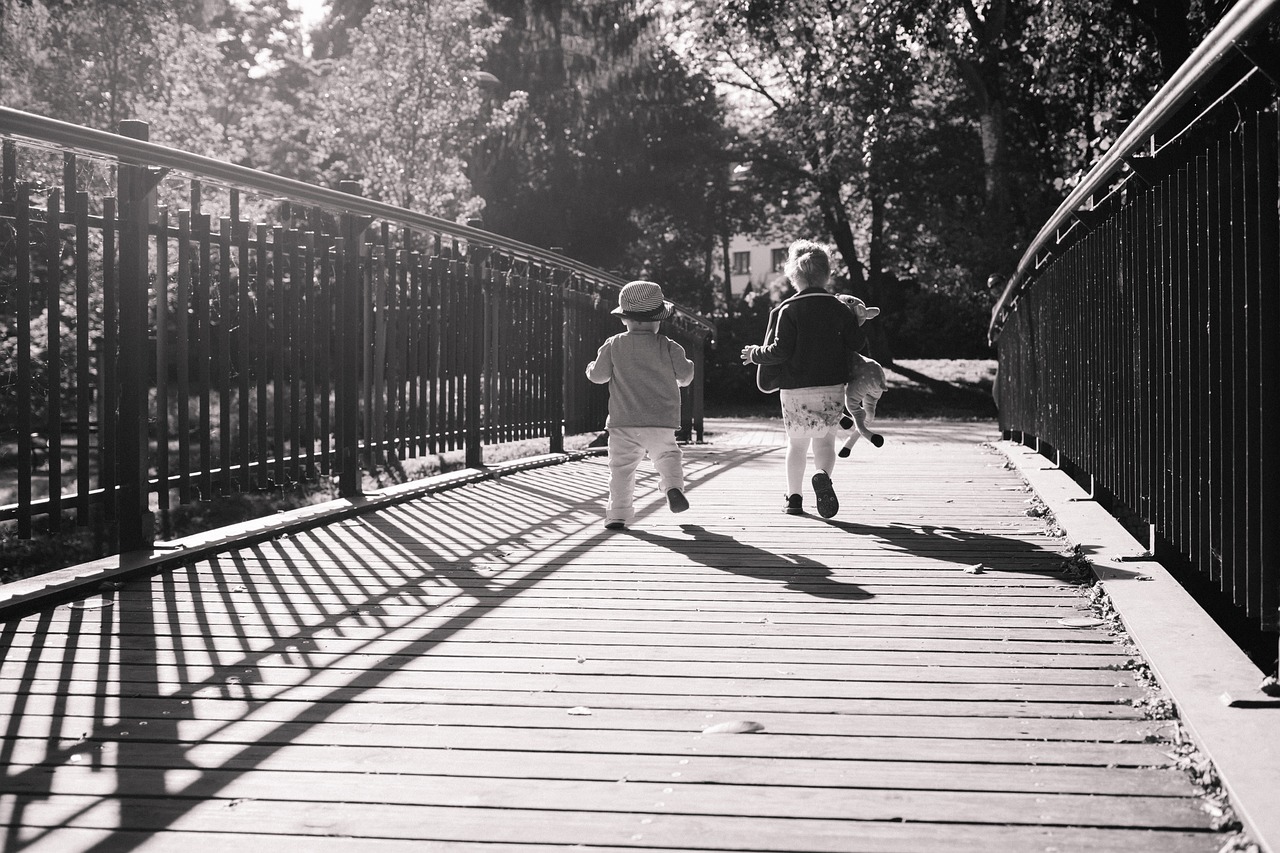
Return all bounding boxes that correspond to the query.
[0,105,716,337]
[987,0,1280,344]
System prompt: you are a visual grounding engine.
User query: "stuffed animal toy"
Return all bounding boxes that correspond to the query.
[835,295,887,457]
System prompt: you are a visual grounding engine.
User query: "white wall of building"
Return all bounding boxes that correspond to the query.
[722,235,790,296]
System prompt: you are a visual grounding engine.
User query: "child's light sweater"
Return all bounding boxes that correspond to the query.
[586,330,694,428]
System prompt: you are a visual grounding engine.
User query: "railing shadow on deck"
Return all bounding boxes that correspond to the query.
[0,444,784,851]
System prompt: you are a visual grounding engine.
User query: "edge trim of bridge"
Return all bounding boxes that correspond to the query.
[0,449,606,623]
[997,439,1279,853]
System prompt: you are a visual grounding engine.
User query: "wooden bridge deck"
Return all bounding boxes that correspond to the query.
[0,420,1237,852]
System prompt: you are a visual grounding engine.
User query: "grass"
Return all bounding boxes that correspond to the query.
[707,358,998,420]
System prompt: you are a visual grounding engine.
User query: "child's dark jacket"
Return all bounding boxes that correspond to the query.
[753,288,865,389]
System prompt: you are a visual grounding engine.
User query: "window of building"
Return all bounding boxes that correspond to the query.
[732,251,751,275]
[771,248,787,273]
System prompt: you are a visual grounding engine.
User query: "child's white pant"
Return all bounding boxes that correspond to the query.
[606,426,684,524]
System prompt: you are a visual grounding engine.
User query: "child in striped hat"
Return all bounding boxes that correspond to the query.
[586,280,695,530]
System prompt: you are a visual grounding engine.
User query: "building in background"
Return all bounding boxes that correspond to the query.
[723,235,789,297]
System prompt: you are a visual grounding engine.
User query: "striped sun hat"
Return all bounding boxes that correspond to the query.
[612,280,674,320]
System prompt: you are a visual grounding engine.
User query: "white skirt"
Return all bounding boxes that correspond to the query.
[779,384,845,438]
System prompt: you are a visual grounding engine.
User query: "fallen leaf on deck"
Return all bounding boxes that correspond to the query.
[964,564,984,574]
[1058,617,1106,628]
[703,720,765,734]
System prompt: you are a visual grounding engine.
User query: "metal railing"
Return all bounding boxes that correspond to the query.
[1,108,714,555]
[989,0,1280,652]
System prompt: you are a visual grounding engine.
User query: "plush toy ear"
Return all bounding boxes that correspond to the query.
[862,305,881,320]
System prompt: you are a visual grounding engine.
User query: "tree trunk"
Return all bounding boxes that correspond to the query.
[721,227,734,318]
[865,190,892,365]
[818,185,866,294]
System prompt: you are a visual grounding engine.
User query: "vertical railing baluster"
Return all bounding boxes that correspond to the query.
[45,189,62,533]
[318,243,333,476]
[407,252,422,457]
[74,191,92,527]
[154,205,171,523]
[370,244,387,470]
[236,216,252,490]
[218,217,234,495]
[1228,130,1249,599]
[287,231,303,482]
[1239,122,1259,607]
[16,184,33,539]
[550,271,565,454]
[386,247,401,461]
[197,214,213,499]
[1194,153,1213,579]
[302,232,316,480]
[427,257,442,455]
[1251,111,1280,642]
[255,223,271,491]
[337,181,364,498]
[100,196,118,532]
[443,258,457,452]
[271,225,287,487]
[176,210,192,503]
[115,120,152,551]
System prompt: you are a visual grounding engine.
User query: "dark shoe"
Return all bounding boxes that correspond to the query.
[812,472,839,518]
[837,446,851,458]
[869,433,884,447]
[667,488,689,513]
[784,494,804,515]
[605,520,626,530]
[839,411,854,430]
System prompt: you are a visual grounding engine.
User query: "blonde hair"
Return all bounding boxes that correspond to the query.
[784,240,832,288]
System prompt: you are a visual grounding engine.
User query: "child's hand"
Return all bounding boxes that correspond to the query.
[740,345,756,365]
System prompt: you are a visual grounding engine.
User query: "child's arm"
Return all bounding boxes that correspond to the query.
[667,338,695,388]
[585,340,613,384]
[755,308,795,365]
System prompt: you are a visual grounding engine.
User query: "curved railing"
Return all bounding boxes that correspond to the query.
[989,0,1280,341]
[988,0,1280,652]
[0,108,714,555]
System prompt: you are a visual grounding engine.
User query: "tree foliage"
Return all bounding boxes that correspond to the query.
[465,0,731,303]
[313,0,502,217]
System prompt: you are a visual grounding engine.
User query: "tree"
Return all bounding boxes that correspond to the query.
[466,0,732,284]
[0,0,207,130]
[313,0,506,218]
[679,0,926,308]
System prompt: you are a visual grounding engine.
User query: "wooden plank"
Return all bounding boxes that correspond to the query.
[0,673,1146,704]
[0,633,1133,669]
[0,682,1144,720]
[0,798,1224,852]
[4,744,1192,795]
[0,639,1137,678]
[0,769,1211,829]
[9,611,1128,644]
[1,624,1124,655]
[0,696,1168,742]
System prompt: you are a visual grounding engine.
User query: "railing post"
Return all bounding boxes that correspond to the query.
[337,181,364,498]
[464,227,487,469]
[549,266,566,455]
[692,334,706,442]
[116,120,153,551]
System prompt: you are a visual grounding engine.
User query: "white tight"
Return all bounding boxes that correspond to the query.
[786,434,836,496]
